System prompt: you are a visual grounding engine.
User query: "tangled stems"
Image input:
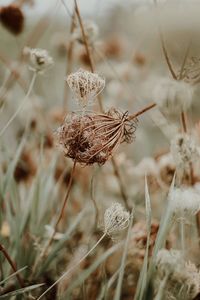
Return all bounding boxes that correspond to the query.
[31,160,77,277]
[37,232,107,300]
[0,243,24,288]
[0,72,37,137]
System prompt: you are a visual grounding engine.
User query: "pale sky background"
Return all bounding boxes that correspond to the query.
[0,0,141,18]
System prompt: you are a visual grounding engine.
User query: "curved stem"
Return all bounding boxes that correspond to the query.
[37,232,106,300]
[0,72,37,137]
[0,243,24,288]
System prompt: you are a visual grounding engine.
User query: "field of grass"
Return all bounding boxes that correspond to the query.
[0,0,200,299]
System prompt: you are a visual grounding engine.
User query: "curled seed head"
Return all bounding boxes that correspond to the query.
[0,5,24,35]
[55,108,138,165]
[170,133,199,171]
[153,77,194,116]
[104,202,131,236]
[27,48,54,74]
[66,69,105,107]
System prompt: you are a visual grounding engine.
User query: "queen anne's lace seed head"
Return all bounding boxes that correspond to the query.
[72,20,98,44]
[28,48,54,74]
[155,249,200,300]
[181,56,200,85]
[169,187,200,216]
[66,69,105,107]
[55,108,137,165]
[170,133,199,171]
[104,202,131,236]
[153,77,194,116]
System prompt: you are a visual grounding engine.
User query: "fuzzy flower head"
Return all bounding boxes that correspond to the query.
[28,48,54,74]
[72,20,98,44]
[169,187,200,216]
[155,249,200,300]
[55,108,137,165]
[181,56,200,85]
[153,77,194,116]
[66,69,105,107]
[104,202,131,236]
[170,133,199,171]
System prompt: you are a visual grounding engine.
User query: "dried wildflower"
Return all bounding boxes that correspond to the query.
[55,108,137,165]
[27,48,54,74]
[154,249,200,300]
[170,133,199,171]
[0,5,24,35]
[66,69,105,107]
[104,202,131,236]
[181,56,200,85]
[169,187,200,216]
[72,20,98,44]
[153,77,194,116]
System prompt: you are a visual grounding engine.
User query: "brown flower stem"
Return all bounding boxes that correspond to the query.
[128,102,157,121]
[74,0,95,72]
[0,243,24,288]
[181,111,187,133]
[111,157,130,210]
[63,7,76,108]
[154,0,177,80]
[74,0,104,112]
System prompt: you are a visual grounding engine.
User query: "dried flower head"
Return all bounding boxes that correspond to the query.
[170,133,199,171]
[72,20,98,44]
[104,202,131,236]
[153,77,194,116]
[155,249,200,300]
[66,69,105,107]
[169,187,200,216]
[55,108,137,165]
[0,4,24,35]
[181,56,200,85]
[28,48,54,74]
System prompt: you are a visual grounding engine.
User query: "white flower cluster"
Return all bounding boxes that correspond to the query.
[66,69,105,107]
[169,187,200,216]
[170,133,199,171]
[155,249,200,300]
[72,20,98,44]
[153,77,194,116]
[104,202,131,236]
[28,48,54,74]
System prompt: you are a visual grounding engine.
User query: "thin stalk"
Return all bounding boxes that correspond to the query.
[154,0,177,80]
[180,218,185,257]
[127,102,156,121]
[74,0,95,72]
[33,160,77,274]
[0,243,24,288]
[37,232,107,300]
[0,72,37,137]
[63,5,76,108]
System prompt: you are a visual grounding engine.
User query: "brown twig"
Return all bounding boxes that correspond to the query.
[63,7,76,108]
[0,243,24,288]
[128,102,156,121]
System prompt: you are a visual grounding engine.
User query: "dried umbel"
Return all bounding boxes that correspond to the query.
[72,20,98,44]
[154,249,200,300]
[55,108,137,165]
[153,77,194,116]
[0,4,24,35]
[66,69,105,107]
[181,56,200,85]
[170,133,199,171]
[104,202,131,236]
[27,48,54,74]
[169,187,200,216]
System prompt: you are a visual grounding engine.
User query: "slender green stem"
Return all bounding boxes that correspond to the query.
[0,72,37,137]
